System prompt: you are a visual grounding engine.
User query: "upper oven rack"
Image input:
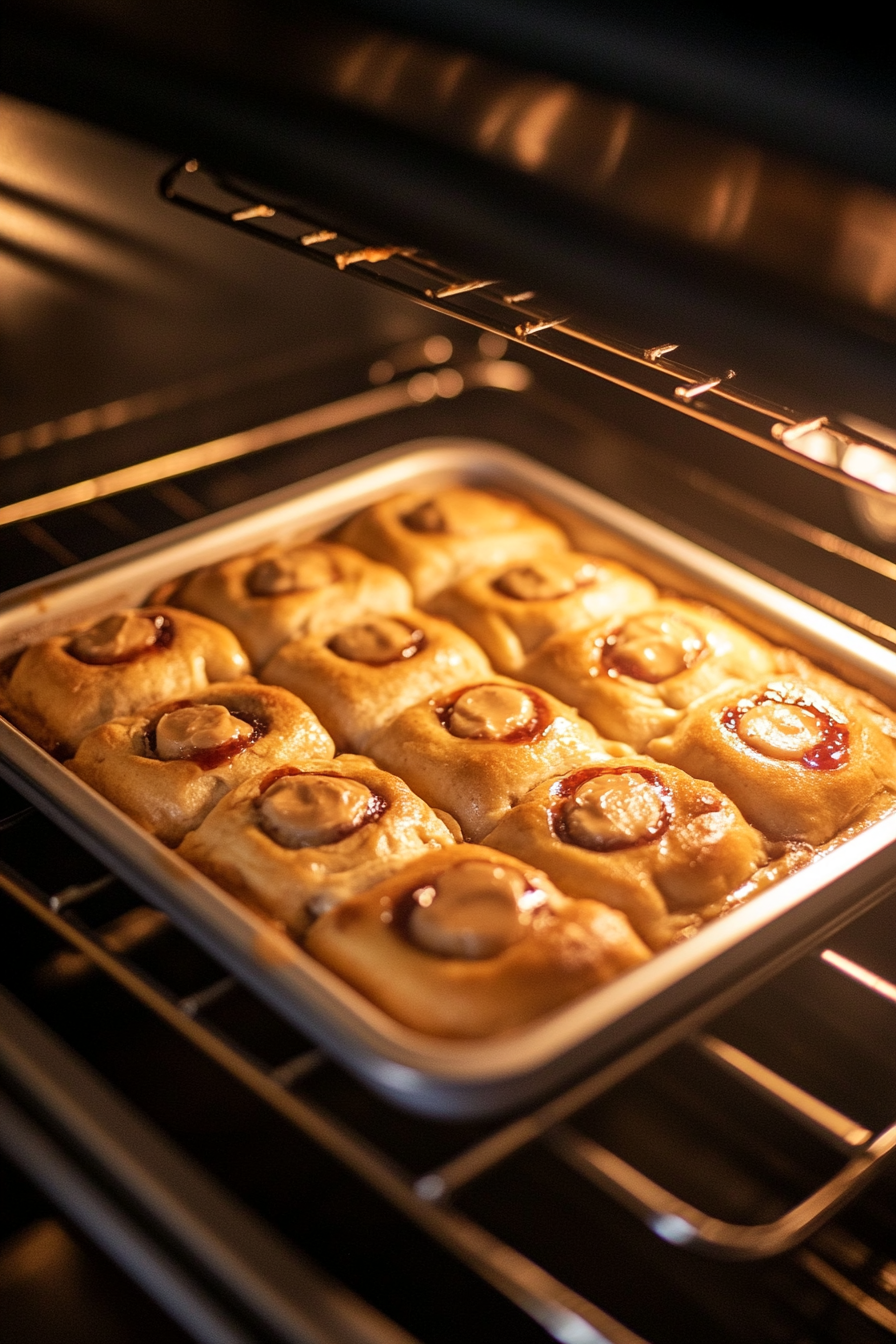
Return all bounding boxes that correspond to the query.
[162,158,896,506]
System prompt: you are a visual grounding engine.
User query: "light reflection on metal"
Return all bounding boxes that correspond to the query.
[772,417,842,466]
[699,1034,872,1146]
[675,370,735,402]
[510,85,575,172]
[842,444,896,494]
[821,949,896,1006]
[230,203,276,222]
[299,229,337,246]
[644,343,679,361]
[334,245,413,270]
[429,279,496,298]
[515,316,568,338]
[797,1250,896,1334]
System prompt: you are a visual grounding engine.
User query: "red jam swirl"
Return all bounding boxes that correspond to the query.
[146,701,265,770]
[68,612,173,666]
[253,765,388,840]
[720,685,849,771]
[549,765,672,852]
[433,682,552,744]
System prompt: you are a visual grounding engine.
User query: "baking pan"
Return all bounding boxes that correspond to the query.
[3,437,896,1118]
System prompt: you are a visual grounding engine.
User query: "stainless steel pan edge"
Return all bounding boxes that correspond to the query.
[2,438,896,1118]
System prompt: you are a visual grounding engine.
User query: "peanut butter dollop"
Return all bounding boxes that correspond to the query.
[607,612,703,682]
[155,704,252,761]
[257,774,373,848]
[408,860,534,959]
[247,547,337,596]
[449,685,536,740]
[495,556,596,601]
[70,611,160,664]
[737,702,825,760]
[564,773,665,848]
[329,617,421,664]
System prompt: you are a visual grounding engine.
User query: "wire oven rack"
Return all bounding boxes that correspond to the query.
[3,353,896,1341]
[161,159,896,508]
[5,766,896,1343]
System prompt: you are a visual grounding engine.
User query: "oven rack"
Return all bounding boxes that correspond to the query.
[162,159,896,507]
[3,362,896,1339]
[4,783,896,1343]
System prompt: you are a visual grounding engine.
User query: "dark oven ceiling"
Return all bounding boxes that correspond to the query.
[2,0,896,429]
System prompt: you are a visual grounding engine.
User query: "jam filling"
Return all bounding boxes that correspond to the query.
[434,682,551,744]
[68,611,173,665]
[721,683,849,770]
[550,765,672,852]
[388,860,545,959]
[254,766,387,846]
[601,612,704,683]
[146,701,264,769]
[327,617,426,666]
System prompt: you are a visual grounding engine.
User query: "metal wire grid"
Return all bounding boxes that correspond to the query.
[2,785,896,1344]
[162,160,896,506]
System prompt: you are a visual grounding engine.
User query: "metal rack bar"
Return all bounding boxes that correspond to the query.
[0,846,645,1344]
[162,159,896,504]
[4,787,896,1271]
[0,989,419,1344]
[0,354,527,533]
[548,1114,896,1261]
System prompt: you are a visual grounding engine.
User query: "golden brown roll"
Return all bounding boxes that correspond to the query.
[260,609,493,751]
[647,676,896,845]
[68,680,334,846]
[429,552,657,673]
[178,755,455,934]
[1,607,250,756]
[336,487,568,602]
[367,677,623,841]
[304,844,651,1037]
[169,540,413,669]
[523,598,779,750]
[483,760,768,949]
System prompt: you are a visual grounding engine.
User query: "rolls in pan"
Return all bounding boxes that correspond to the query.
[68,680,334,846]
[179,754,456,934]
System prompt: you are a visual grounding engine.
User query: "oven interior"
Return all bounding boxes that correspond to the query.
[3,36,896,1344]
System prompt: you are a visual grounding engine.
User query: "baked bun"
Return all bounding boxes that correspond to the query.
[483,760,768,950]
[2,607,249,756]
[336,487,568,602]
[260,610,492,751]
[524,598,779,750]
[648,676,896,845]
[170,540,413,668]
[304,844,651,1037]
[429,552,657,673]
[68,680,334,846]
[367,677,622,841]
[178,755,455,934]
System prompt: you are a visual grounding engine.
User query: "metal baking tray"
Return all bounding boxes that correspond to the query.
[3,438,896,1118]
